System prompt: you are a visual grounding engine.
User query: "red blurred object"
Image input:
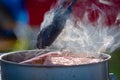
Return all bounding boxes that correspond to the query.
[26,0,120,27]
[88,9,99,23]
[73,0,120,26]
[25,0,56,27]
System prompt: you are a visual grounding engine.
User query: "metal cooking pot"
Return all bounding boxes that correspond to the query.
[0,50,117,80]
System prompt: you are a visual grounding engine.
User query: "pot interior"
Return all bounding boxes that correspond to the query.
[1,49,111,64]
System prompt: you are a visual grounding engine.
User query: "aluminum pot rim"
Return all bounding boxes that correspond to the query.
[0,49,111,68]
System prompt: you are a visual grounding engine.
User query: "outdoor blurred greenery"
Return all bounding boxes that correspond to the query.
[110,49,120,80]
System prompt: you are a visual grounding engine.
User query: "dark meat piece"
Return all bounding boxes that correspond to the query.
[36,0,77,49]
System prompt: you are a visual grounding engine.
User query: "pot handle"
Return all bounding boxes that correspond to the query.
[109,73,118,80]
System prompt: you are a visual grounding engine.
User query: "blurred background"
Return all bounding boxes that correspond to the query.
[0,0,120,79]
[0,0,56,51]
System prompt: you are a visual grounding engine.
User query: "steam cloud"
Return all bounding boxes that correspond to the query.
[41,1,120,54]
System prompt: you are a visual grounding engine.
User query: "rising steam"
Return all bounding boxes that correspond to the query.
[41,1,120,54]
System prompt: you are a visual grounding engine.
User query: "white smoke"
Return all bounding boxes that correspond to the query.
[42,2,120,54]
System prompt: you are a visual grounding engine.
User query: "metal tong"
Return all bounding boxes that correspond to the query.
[37,0,77,49]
